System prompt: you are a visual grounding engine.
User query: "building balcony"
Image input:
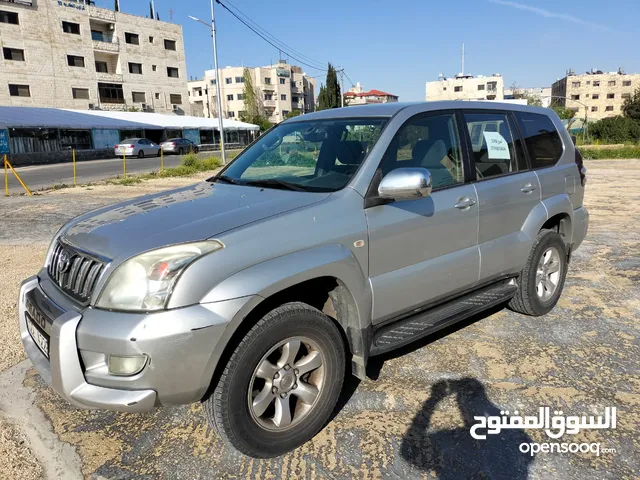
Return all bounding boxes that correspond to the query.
[92,37,119,52]
[96,72,123,82]
[262,84,275,91]
[263,99,276,107]
[99,103,127,111]
[88,6,116,22]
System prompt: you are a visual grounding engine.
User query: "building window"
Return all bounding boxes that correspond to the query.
[237,93,244,100]
[128,62,143,74]
[605,106,614,111]
[227,94,233,101]
[72,88,90,100]
[235,76,244,83]
[155,92,160,99]
[9,84,30,97]
[132,91,146,103]
[152,65,157,72]
[570,94,580,100]
[572,81,581,88]
[592,93,599,100]
[224,77,232,84]
[608,80,616,87]
[149,36,154,43]
[292,96,298,102]
[0,10,19,25]
[282,110,289,117]
[280,94,287,101]
[67,55,85,68]
[279,78,286,85]
[170,94,182,104]
[477,84,485,90]
[167,67,179,78]
[164,39,176,51]
[586,80,591,85]
[593,80,600,87]
[622,93,631,100]
[607,93,615,99]
[623,80,632,87]
[210,79,216,85]
[264,77,272,84]
[95,61,108,73]
[125,32,139,45]
[228,111,235,118]
[98,83,124,104]
[264,93,273,100]
[454,86,462,92]
[591,106,598,112]
[3,47,24,61]
[62,21,80,35]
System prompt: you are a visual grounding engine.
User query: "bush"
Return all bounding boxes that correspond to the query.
[589,116,640,143]
[181,152,199,168]
[580,146,640,159]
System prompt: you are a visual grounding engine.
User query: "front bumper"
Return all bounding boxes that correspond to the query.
[19,275,257,413]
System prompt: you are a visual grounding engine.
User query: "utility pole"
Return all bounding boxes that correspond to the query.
[461,42,465,75]
[339,66,344,108]
[210,0,226,164]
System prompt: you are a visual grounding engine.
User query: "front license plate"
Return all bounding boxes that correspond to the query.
[27,315,49,358]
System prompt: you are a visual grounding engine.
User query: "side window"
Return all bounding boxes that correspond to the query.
[463,112,523,180]
[515,112,563,169]
[380,113,463,189]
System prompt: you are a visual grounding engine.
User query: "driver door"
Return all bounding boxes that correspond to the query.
[366,111,480,324]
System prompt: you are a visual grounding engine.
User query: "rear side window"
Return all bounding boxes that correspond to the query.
[515,112,563,169]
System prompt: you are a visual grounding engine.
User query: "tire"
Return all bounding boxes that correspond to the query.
[194,147,199,154]
[508,229,568,316]
[178,147,184,155]
[157,149,162,157]
[204,302,346,458]
[137,150,144,158]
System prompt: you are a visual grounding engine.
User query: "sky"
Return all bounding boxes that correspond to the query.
[96,0,640,101]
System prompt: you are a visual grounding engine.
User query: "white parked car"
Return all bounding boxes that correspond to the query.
[114,138,161,158]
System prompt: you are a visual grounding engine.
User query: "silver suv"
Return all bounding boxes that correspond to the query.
[19,102,588,457]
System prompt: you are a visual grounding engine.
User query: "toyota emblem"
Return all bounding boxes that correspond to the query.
[57,250,71,273]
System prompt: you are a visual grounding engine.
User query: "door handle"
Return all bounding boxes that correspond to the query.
[454,197,476,209]
[521,183,536,194]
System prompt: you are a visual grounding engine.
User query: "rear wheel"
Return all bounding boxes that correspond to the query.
[137,150,144,158]
[178,147,184,155]
[194,147,199,154]
[157,149,162,157]
[204,302,345,458]
[508,229,568,316]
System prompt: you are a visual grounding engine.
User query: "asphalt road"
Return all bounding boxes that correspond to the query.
[6,150,236,194]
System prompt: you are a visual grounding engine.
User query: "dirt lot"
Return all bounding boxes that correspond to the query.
[0,161,639,479]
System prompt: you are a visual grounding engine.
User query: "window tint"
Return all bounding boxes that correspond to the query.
[379,113,463,189]
[515,112,563,169]
[463,112,525,179]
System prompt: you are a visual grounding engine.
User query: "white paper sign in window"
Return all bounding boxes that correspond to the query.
[483,131,511,160]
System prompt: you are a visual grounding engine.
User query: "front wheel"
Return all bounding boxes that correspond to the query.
[508,229,568,316]
[204,302,345,458]
[137,150,144,158]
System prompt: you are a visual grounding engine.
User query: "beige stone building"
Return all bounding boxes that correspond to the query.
[0,0,188,113]
[426,73,504,101]
[188,62,316,123]
[344,82,398,106]
[551,69,640,120]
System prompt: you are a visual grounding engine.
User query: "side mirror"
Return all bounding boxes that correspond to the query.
[378,167,433,201]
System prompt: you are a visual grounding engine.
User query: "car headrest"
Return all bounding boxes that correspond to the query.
[336,141,366,165]
[412,139,433,163]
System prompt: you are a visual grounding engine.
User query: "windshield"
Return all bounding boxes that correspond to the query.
[214,117,388,192]
[121,138,139,144]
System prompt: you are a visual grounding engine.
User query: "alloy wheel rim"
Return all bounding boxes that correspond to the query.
[248,336,325,431]
[536,247,561,300]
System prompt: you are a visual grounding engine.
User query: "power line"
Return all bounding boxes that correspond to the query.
[215,0,327,72]
[222,0,326,70]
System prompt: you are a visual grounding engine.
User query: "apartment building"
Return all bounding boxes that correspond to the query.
[551,69,640,120]
[344,82,398,106]
[0,0,188,113]
[426,73,504,102]
[188,62,316,123]
[504,87,552,107]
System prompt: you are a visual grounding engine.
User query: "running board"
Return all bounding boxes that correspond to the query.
[370,282,517,356]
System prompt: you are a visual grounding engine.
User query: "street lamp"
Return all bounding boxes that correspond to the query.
[189,2,226,164]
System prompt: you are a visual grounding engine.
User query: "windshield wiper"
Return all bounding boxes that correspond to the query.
[209,174,242,185]
[243,179,307,191]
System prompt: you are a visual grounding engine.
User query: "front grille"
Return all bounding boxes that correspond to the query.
[48,241,105,303]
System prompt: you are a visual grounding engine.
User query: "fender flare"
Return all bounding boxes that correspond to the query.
[522,194,574,245]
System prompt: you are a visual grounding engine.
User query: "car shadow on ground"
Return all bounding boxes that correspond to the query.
[363,303,535,478]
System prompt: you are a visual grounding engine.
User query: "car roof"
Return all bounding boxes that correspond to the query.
[284,101,553,123]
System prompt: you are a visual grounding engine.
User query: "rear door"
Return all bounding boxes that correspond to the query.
[366,111,480,324]
[461,110,540,282]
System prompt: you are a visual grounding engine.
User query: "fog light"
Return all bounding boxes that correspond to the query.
[108,355,147,376]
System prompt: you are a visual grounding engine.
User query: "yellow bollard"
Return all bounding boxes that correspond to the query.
[160,147,164,171]
[123,152,127,178]
[5,156,32,196]
[72,148,77,186]
[4,154,7,197]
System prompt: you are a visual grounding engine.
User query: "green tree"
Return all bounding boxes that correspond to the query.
[622,87,640,121]
[551,105,576,120]
[317,64,341,110]
[589,116,640,143]
[239,68,271,131]
[284,110,302,120]
[510,82,543,106]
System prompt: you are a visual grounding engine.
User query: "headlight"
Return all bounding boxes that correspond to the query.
[95,241,223,311]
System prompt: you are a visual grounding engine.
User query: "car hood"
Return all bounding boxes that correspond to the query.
[60,182,330,262]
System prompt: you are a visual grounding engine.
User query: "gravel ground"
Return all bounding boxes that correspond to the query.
[0,161,638,479]
[0,413,43,480]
